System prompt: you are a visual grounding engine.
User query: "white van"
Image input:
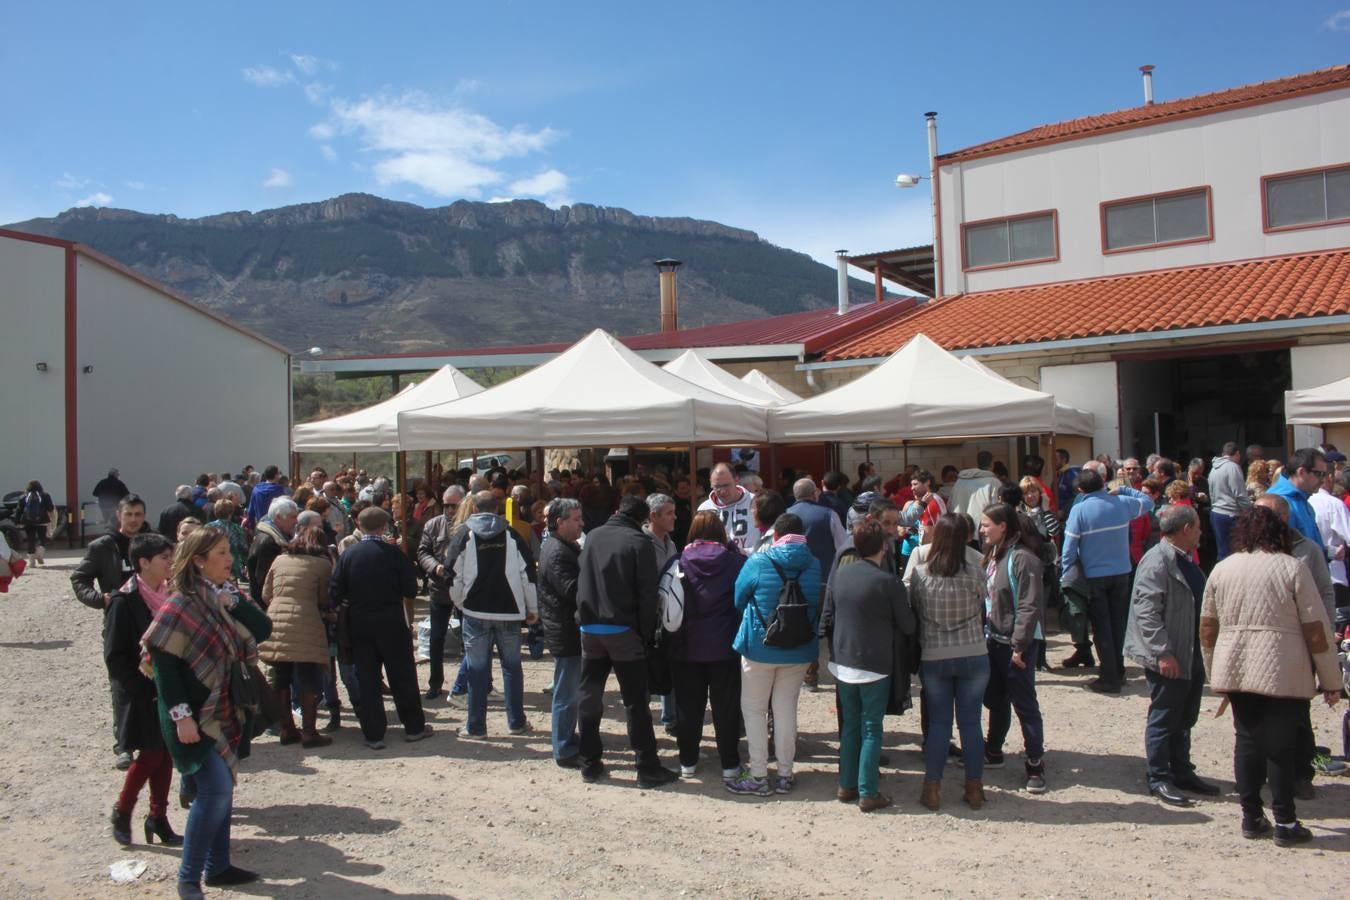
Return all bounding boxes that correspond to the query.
[456,452,520,472]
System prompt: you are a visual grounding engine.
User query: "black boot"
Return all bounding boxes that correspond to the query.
[144,814,183,846]
[111,806,132,845]
[1061,643,1096,668]
[1036,639,1052,672]
[323,702,341,733]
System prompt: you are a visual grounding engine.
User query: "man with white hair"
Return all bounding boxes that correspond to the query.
[156,485,199,539]
[698,463,759,554]
[247,497,298,592]
[416,485,468,699]
[786,477,848,584]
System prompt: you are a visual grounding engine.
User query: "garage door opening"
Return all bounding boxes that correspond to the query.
[1117,347,1290,462]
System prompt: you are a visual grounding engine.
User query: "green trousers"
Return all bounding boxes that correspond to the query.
[838,676,891,798]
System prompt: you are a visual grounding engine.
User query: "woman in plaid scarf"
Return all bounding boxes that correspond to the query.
[144,526,272,899]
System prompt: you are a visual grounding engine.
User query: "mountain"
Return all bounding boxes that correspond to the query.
[7,194,881,354]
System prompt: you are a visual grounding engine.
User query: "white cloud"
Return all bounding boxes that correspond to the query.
[74,191,113,207]
[125,180,147,190]
[319,144,338,161]
[1326,9,1350,29]
[506,169,573,206]
[453,78,482,95]
[290,54,321,75]
[315,91,565,198]
[263,168,293,188]
[56,171,88,189]
[242,65,294,87]
[303,82,331,105]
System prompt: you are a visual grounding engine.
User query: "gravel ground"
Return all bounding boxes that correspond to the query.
[1,549,1347,898]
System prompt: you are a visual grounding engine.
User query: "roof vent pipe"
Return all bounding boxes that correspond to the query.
[835,250,850,316]
[925,111,940,299]
[655,258,681,333]
[1140,65,1155,105]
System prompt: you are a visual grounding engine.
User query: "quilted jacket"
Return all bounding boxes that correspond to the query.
[1200,551,1340,699]
[259,553,332,665]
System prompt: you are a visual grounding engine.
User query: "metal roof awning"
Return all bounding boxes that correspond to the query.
[847,245,935,297]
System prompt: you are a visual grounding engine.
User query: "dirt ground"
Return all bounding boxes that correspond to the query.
[1,548,1347,898]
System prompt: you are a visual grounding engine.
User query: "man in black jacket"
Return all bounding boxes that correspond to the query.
[156,486,199,540]
[331,506,430,750]
[575,495,677,787]
[416,485,465,699]
[91,468,130,528]
[71,493,153,768]
[539,498,584,767]
[246,497,298,595]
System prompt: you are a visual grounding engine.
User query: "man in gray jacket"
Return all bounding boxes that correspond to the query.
[1123,504,1221,806]
[1208,442,1251,561]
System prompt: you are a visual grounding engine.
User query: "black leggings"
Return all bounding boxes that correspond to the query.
[671,658,742,770]
[23,525,46,554]
[1229,692,1304,824]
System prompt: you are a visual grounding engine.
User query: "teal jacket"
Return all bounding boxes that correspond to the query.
[733,541,821,665]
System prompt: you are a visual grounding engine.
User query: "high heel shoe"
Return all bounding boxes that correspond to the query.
[111,806,132,845]
[144,814,183,846]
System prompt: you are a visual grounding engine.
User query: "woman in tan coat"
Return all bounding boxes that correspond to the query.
[1200,505,1341,847]
[261,525,335,748]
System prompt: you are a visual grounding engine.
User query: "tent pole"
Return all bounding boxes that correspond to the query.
[903,440,908,469]
[534,446,545,498]
[424,451,433,490]
[766,443,778,491]
[689,444,698,492]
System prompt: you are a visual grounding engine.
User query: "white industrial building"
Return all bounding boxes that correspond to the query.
[1,227,291,536]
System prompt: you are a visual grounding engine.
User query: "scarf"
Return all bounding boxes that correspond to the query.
[141,578,259,779]
[136,575,170,615]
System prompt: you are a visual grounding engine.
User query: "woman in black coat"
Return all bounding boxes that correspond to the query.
[104,532,182,846]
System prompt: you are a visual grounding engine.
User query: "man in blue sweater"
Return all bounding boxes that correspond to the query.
[1265,448,1328,553]
[1061,468,1154,692]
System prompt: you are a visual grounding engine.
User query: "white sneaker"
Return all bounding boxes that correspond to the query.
[35,546,44,565]
[448,693,467,709]
[722,766,742,780]
[680,764,698,778]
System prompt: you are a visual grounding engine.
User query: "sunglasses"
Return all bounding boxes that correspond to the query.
[1309,470,1328,478]
[445,503,460,510]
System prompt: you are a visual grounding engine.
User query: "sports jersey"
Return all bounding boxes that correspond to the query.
[698,487,760,554]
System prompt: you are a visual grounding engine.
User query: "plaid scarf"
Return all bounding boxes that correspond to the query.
[141,579,259,779]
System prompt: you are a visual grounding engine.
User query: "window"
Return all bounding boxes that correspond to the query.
[961,211,1057,270]
[1264,165,1350,231]
[1102,188,1211,252]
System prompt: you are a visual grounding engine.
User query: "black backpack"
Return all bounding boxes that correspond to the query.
[21,492,46,525]
[751,559,815,649]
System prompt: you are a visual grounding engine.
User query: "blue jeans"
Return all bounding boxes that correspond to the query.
[837,677,890,797]
[921,655,990,781]
[1210,511,1237,562]
[660,693,677,727]
[452,645,496,695]
[551,654,583,760]
[178,751,233,886]
[1144,662,1204,788]
[463,615,524,734]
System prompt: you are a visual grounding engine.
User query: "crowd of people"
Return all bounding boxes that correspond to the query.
[4,443,1349,895]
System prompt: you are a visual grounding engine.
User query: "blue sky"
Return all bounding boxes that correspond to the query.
[3,1,1348,265]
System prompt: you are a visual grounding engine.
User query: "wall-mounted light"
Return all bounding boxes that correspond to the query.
[35,362,49,372]
[82,365,94,374]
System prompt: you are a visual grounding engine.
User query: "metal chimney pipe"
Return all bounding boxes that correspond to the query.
[925,111,940,299]
[836,250,850,316]
[1140,65,1155,105]
[655,258,682,333]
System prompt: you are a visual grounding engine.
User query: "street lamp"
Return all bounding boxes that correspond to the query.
[895,173,926,188]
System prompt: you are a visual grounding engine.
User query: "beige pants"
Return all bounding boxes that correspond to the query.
[740,659,809,778]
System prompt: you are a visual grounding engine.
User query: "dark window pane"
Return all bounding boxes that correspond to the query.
[1105,199,1156,249]
[1155,191,1209,243]
[965,221,1009,267]
[1009,214,1055,261]
[1327,169,1350,221]
[1267,172,1326,227]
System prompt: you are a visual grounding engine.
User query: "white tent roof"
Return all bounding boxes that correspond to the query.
[292,364,484,452]
[741,368,803,404]
[769,333,1067,443]
[1285,375,1350,425]
[662,350,787,406]
[960,356,1095,437]
[398,330,768,449]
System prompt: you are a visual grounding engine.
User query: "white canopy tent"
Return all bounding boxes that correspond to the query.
[741,368,803,404]
[960,356,1095,437]
[769,333,1075,443]
[1285,375,1350,425]
[662,350,788,406]
[292,364,484,452]
[398,330,768,449]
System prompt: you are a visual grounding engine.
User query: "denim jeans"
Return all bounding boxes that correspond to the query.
[837,677,890,797]
[1085,573,1132,685]
[178,751,233,886]
[922,655,990,781]
[452,643,496,695]
[1143,662,1203,788]
[1210,511,1237,562]
[463,615,524,734]
[551,654,583,760]
[984,641,1044,761]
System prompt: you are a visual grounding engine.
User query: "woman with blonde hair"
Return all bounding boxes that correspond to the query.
[145,527,272,897]
[1246,460,1271,501]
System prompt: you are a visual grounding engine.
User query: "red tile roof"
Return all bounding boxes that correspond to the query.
[940,65,1350,164]
[823,250,1350,360]
[337,298,921,360]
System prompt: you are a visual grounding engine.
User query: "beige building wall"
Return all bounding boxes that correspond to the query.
[0,237,68,506]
